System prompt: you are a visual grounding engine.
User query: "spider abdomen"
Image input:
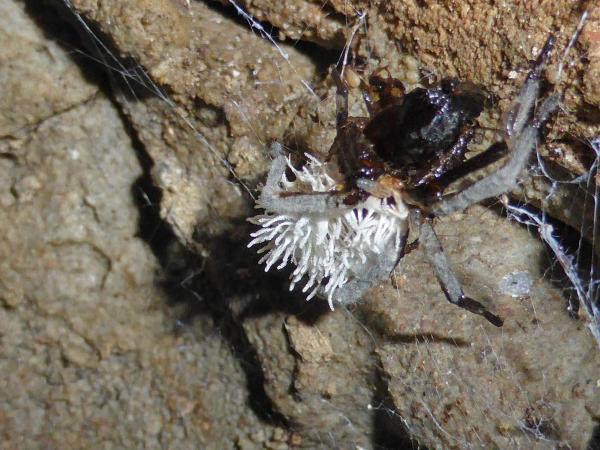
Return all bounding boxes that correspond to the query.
[364,79,485,178]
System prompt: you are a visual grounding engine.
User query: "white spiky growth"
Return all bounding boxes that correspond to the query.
[248,154,407,309]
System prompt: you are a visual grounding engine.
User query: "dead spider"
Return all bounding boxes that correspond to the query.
[249,36,561,327]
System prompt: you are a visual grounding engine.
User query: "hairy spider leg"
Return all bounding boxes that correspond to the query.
[506,36,556,141]
[431,141,508,193]
[412,127,476,189]
[416,212,504,327]
[430,35,558,217]
[329,67,356,178]
[330,68,385,187]
[360,78,376,116]
[412,34,558,327]
[331,68,349,129]
[258,145,346,215]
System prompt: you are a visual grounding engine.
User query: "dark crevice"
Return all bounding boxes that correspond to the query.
[126,102,302,427]
[37,0,169,101]
[131,142,295,428]
[577,100,600,124]
[24,0,108,90]
[588,424,600,450]
[372,364,423,450]
[126,113,330,429]
[31,0,295,430]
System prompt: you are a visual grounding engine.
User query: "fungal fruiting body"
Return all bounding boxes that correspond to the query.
[248,154,407,309]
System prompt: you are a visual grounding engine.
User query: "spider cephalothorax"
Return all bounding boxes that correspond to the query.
[249,35,560,327]
[329,68,488,202]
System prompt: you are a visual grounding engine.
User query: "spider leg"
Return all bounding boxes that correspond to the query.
[505,36,556,140]
[331,67,383,185]
[258,144,347,215]
[359,78,376,116]
[413,127,475,188]
[429,36,558,217]
[417,214,503,327]
[331,68,349,129]
[432,141,508,190]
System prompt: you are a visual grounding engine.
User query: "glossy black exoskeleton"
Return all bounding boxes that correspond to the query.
[329,69,490,197]
[364,78,486,185]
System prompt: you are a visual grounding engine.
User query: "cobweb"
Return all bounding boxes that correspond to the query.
[55,1,599,448]
[505,138,600,346]
[503,10,600,347]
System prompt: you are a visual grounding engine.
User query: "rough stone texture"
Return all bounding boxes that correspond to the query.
[581,7,600,109]
[68,0,317,246]
[240,310,380,449]
[4,0,600,448]
[233,208,600,449]
[216,0,600,225]
[0,1,97,138]
[371,206,600,449]
[0,1,278,448]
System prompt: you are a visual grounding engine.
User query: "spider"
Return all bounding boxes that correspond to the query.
[249,35,560,327]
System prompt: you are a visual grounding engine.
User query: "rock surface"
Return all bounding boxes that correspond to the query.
[0,1,280,448]
[2,0,600,448]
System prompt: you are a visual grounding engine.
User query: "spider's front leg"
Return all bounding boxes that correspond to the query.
[415,211,504,327]
[256,143,345,215]
[331,68,349,129]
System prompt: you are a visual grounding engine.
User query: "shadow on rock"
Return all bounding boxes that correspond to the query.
[131,158,333,429]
